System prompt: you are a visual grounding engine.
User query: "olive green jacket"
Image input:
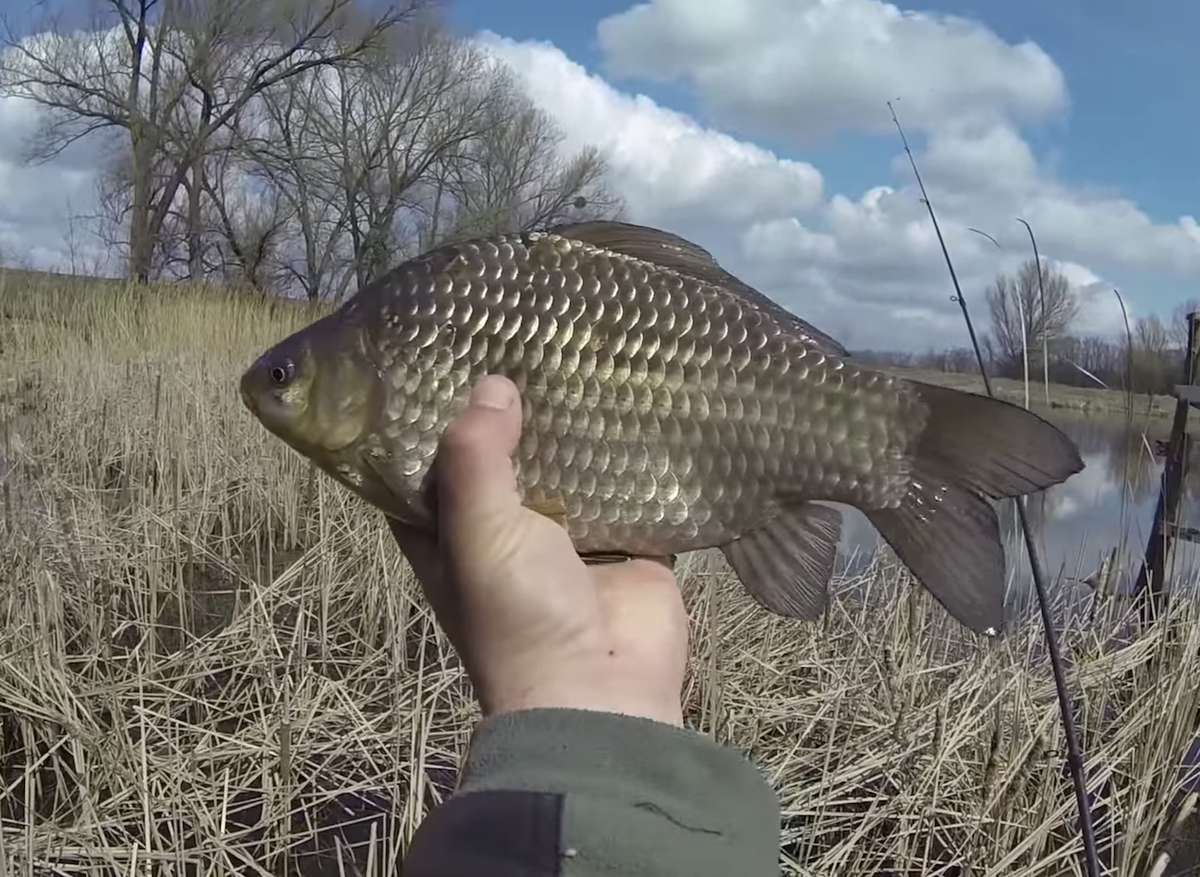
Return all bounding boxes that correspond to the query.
[403,708,781,876]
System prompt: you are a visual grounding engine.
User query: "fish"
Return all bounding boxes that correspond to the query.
[239,220,1084,636]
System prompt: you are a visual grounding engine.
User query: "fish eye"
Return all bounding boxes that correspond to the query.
[268,358,295,386]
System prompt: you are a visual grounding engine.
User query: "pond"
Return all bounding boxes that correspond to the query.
[835,411,1200,604]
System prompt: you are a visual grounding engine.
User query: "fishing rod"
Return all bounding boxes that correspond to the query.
[887,100,1101,877]
[1016,217,1052,412]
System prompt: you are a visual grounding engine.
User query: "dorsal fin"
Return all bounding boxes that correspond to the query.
[549,220,721,273]
[548,220,850,358]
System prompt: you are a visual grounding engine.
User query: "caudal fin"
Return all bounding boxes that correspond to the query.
[865,382,1084,636]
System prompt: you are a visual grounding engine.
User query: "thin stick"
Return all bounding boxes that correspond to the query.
[1016,219,1052,411]
[888,99,1101,877]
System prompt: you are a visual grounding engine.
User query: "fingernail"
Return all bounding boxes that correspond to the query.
[470,375,514,410]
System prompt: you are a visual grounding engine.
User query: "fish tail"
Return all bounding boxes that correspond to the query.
[863,381,1084,635]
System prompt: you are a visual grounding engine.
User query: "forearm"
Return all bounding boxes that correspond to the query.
[402,708,781,877]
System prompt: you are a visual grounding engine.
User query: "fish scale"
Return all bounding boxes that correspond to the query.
[240,220,1085,636]
[369,234,902,553]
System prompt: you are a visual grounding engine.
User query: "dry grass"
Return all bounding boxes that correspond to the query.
[2,273,1200,877]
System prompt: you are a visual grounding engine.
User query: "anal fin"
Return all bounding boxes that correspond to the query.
[722,503,842,621]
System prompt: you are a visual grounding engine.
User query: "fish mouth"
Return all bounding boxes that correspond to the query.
[238,369,259,415]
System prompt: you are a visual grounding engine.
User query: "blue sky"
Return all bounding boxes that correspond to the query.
[451,0,1196,228]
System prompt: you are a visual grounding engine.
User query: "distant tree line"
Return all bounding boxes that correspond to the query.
[855,257,1197,399]
[0,0,623,299]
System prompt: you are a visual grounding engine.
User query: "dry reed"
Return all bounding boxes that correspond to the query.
[2,272,1199,876]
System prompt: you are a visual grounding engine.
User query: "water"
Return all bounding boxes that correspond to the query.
[835,412,1200,599]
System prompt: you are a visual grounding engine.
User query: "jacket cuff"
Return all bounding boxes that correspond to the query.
[456,708,781,876]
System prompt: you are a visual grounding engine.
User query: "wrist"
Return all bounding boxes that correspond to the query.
[445,708,782,877]
[480,676,684,727]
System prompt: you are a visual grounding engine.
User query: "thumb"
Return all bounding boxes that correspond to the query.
[434,375,526,566]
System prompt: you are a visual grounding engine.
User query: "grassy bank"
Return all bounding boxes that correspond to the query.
[3,275,1200,875]
[887,366,1180,420]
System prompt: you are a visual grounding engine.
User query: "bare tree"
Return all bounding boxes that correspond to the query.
[334,29,507,290]
[229,62,353,298]
[1168,298,1200,348]
[1052,334,1125,389]
[0,0,417,282]
[868,327,1194,399]
[1129,313,1173,396]
[90,141,189,275]
[230,23,623,301]
[985,258,1079,378]
[199,139,291,288]
[432,85,623,243]
[233,24,512,299]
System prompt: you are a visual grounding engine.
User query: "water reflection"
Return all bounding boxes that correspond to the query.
[837,413,1200,600]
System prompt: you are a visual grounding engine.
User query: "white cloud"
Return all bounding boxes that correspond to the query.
[596,0,1067,142]
[1045,452,1119,521]
[476,34,1054,348]
[0,92,105,271]
[477,3,1200,351]
[477,33,823,230]
[593,0,1200,282]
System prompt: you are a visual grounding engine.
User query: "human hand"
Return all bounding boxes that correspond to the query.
[388,375,689,727]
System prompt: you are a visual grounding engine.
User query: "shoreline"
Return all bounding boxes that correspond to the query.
[884,366,1183,420]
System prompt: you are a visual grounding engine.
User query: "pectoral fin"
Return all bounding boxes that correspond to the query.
[523,496,570,529]
[581,552,678,571]
[360,450,436,530]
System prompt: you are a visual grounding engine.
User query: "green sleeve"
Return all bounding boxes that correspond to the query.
[452,707,781,876]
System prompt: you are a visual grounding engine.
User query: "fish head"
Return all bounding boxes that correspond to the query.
[239,314,379,459]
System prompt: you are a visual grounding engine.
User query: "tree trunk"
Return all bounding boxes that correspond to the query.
[128,125,155,283]
[187,157,204,280]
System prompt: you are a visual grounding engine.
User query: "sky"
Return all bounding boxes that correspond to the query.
[1,0,1198,352]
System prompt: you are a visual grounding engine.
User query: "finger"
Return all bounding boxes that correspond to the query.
[386,516,443,585]
[385,516,461,635]
[434,375,525,554]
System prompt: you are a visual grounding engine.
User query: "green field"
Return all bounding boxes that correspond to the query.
[2,273,1199,875]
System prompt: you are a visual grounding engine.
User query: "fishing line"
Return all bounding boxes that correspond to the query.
[887,100,1101,877]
